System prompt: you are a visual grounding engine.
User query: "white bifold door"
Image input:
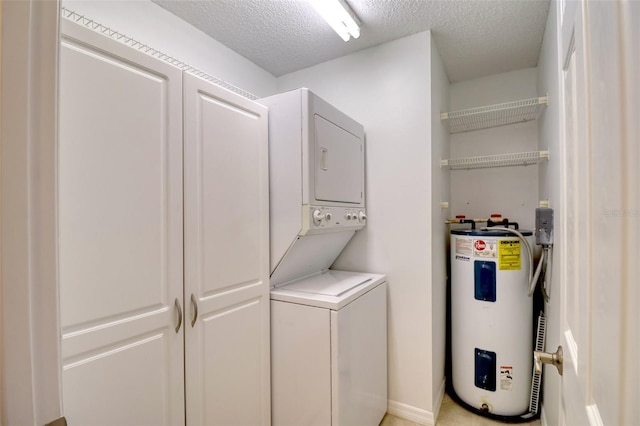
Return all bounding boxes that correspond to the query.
[182,73,270,424]
[59,20,270,425]
[59,21,185,425]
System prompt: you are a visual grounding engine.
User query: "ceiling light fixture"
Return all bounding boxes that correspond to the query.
[308,0,361,42]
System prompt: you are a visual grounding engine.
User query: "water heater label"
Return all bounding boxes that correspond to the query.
[473,239,497,258]
[500,366,514,391]
[499,239,521,270]
[455,237,473,256]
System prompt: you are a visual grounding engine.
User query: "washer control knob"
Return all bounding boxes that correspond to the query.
[313,209,324,226]
[358,211,367,222]
[346,213,352,220]
[325,212,333,222]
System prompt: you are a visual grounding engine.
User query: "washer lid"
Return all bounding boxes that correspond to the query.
[270,269,386,310]
[282,270,372,297]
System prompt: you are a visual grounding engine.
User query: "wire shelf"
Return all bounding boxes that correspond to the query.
[441,150,549,170]
[60,7,259,101]
[441,97,548,134]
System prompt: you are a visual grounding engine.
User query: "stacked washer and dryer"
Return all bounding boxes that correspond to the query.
[259,89,387,426]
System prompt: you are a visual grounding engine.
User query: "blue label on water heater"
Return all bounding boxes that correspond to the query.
[474,260,496,302]
[475,348,497,392]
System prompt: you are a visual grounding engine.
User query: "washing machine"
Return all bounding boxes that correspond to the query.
[271,270,387,426]
[259,89,387,425]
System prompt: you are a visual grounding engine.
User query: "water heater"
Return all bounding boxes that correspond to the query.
[450,228,533,416]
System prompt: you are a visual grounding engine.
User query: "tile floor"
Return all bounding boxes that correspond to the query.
[379,393,541,426]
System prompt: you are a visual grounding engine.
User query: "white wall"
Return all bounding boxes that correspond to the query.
[449,68,540,230]
[278,32,439,424]
[536,1,562,424]
[620,4,640,423]
[62,0,277,98]
[1,1,61,423]
[0,3,3,418]
[429,36,450,419]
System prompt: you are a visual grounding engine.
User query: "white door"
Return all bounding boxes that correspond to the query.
[559,0,591,422]
[314,115,364,204]
[59,22,184,425]
[559,1,639,424]
[183,73,271,425]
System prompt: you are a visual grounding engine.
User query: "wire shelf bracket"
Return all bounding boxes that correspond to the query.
[441,150,550,170]
[441,96,548,134]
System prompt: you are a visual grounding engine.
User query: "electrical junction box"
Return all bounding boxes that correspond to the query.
[535,208,554,246]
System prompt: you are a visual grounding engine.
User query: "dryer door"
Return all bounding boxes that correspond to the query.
[313,114,363,204]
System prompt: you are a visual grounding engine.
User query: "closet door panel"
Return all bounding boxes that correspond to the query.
[200,300,265,425]
[61,331,173,425]
[59,21,184,425]
[183,73,270,425]
[198,91,263,291]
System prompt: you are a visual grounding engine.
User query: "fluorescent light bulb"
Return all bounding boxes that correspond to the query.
[309,0,361,42]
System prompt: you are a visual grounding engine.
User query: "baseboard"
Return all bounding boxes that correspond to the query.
[387,400,435,426]
[386,379,446,425]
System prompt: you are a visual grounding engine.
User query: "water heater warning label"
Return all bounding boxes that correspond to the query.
[499,239,521,270]
[455,237,473,256]
[473,239,497,258]
[500,366,514,391]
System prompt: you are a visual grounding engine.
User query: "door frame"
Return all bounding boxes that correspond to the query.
[0,0,62,423]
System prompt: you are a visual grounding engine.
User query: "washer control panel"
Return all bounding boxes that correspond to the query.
[302,205,367,235]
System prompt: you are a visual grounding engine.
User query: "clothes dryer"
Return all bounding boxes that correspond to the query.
[259,88,367,285]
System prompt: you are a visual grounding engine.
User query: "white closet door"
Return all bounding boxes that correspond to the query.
[183,73,270,425]
[59,22,184,425]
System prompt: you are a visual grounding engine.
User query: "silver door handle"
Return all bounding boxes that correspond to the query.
[174,298,183,333]
[190,293,198,327]
[534,346,563,375]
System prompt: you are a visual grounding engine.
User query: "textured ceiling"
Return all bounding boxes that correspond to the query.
[152,0,550,83]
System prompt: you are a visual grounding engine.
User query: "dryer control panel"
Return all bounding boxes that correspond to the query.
[301,204,367,236]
